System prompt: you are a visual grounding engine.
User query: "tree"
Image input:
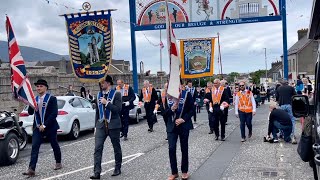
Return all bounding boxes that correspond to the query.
[250,70,267,84]
[227,72,240,83]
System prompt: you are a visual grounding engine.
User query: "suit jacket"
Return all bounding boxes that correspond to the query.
[165,91,194,132]
[225,86,232,103]
[139,87,158,108]
[95,91,122,130]
[28,95,59,132]
[118,86,135,110]
[186,87,199,103]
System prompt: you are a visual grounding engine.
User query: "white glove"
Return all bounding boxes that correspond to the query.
[220,106,224,111]
[153,110,157,114]
[209,107,213,113]
[124,102,130,106]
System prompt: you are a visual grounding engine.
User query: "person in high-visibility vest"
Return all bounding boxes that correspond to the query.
[234,81,256,142]
[116,79,135,141]
[139,80,158,132]
[204,79,229,141]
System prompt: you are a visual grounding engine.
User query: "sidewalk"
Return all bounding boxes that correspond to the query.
[191,104,314,180]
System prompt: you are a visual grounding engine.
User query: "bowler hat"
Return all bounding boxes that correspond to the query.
[104,75,114,85]
[34,79,49,88]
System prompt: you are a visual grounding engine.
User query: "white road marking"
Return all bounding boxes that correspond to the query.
[41,153,144,180]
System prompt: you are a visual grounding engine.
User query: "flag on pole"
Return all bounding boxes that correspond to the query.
[6,16,37,109]
[165,0,180,99]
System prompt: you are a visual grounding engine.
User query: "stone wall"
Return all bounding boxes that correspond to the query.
[0,66,168,112]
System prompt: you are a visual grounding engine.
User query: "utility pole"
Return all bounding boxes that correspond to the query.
[264,48,268,83]
[160,29,163,86]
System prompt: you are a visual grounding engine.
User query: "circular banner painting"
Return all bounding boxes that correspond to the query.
[138,0,189,25]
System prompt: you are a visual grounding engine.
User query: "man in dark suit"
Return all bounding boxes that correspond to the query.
[165,82,194,180]
[139,80,158,132]
[90,75,123,179]
[204,79,229,141]
[116,79,135,141]
[23,79,62,177]
[221,80,231,125]
[185,80,199,125]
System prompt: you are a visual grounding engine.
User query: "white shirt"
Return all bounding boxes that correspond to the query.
[234,90,256,115]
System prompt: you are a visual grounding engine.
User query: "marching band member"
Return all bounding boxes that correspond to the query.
[234,81,256,142]
[166,81,194,180]
[90,75,123,179]
[139,80,158,132]
[204,79,229,141]
[116,79,135,141]
[23,79,62,177]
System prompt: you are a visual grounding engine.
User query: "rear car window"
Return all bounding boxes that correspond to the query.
[57,100,65,109]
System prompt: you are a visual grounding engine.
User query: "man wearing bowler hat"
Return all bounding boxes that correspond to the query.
[90,75,123,179]
[23,79,62,177]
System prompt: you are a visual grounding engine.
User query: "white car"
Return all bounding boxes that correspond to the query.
[129,94,146,123]
[19,96,96,139]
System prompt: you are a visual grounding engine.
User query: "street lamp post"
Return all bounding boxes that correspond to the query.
[264,48,267,82]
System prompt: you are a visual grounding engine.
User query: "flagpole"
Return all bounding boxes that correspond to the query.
[160,29,163,86]
[217,32,223,77]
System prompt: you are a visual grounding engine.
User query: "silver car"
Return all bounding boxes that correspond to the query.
[129,94,146,123]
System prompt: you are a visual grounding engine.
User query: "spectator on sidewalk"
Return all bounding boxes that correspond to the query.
[65,85,76,96]
[276,80,297,144]
[265,102,292,143]
[296,75,304,94]
[80,83,86,98]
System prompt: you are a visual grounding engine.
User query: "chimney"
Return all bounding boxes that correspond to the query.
[297,28,308,40]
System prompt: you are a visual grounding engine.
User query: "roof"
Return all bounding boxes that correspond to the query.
[287,35,312,56]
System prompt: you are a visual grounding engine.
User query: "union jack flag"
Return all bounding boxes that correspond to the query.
[6,16,37,109]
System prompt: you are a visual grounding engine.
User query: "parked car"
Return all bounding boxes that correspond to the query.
[129,94,145,124]
[19,96,96,140]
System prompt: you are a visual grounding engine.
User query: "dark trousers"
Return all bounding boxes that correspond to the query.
[193,105,197,122]
[145,103,154,130]
[212,112,225,138]
[167,127,190,174]
[223,107,229,123]
[208,112,214,130]
[121,107,130,137]
[196,106,200,113]
[29,128,61,171]
[272,121,292,142]
[94,128,122,175]
[238,111,253,139]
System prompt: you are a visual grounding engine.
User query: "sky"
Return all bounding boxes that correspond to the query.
[0,0,314,74]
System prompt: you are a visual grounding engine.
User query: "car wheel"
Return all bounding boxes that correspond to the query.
[0,132,20,165]
[135,113,140,124]
[69,121,80,140]
[19,128,28,151]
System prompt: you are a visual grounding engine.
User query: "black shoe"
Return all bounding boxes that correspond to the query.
[221,137,226,141]
[148,128,153,132]
[165,137,168,140]
[225,123,228,125]
[120,133,124,138]
[215,136,219,140]
[112,169,121,176]
[124,137,128,141]
[90,175,101,179]
[208,130,213,134]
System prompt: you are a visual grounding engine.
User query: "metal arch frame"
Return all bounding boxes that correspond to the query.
[129,0,289,93]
